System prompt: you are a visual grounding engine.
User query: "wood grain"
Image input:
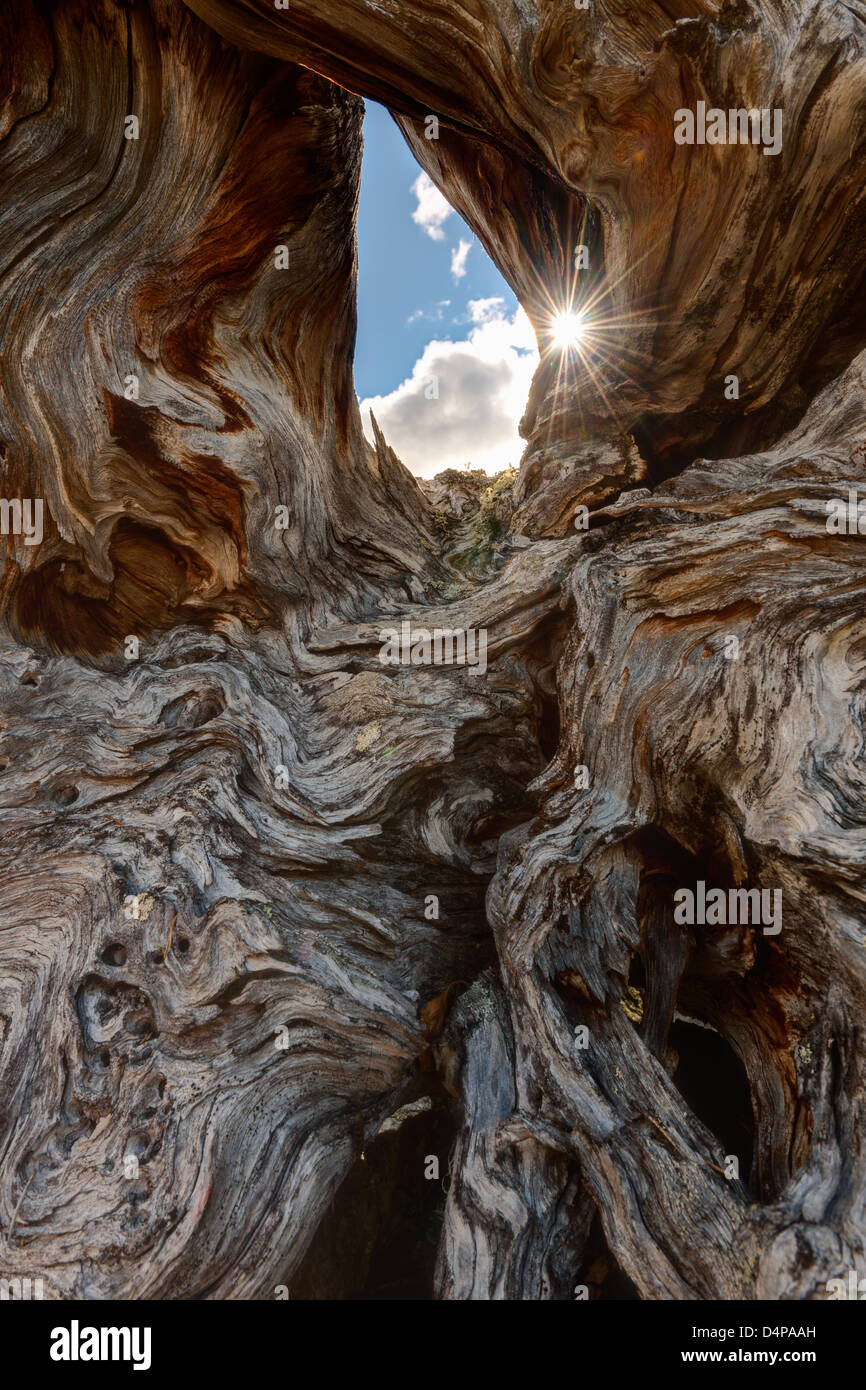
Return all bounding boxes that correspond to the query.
[0,0,864,1300]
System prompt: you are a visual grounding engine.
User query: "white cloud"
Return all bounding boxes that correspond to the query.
[411,171,453,241]
[467,296,505,323]
[407,300,452,326]
[450,238,473,280]
[360,304,539,479]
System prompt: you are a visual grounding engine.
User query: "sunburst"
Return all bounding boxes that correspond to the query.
[548,309,587,352]
[529,228,672,445]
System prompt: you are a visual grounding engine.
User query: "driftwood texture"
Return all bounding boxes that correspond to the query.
[0,0,865,1300]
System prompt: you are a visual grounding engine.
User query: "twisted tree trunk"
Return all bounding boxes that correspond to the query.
[1,0,865,1301]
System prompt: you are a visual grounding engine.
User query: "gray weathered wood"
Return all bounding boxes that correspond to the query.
[1,0,865,1300]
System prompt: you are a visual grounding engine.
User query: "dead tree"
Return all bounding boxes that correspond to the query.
[1,0,865,1299]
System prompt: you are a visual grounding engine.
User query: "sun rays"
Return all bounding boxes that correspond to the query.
[548,309,587,352]
[532,229,673,448]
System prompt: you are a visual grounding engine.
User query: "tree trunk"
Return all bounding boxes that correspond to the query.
[1,0,865,1300]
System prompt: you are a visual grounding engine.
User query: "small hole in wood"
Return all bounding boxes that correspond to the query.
[101,942,128,967]
[52,784,79,806]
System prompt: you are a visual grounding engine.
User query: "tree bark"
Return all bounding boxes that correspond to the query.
[1,0,865,1301]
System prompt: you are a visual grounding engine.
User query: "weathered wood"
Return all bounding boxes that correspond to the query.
[0,0,865,1302]
[188,0,866,519]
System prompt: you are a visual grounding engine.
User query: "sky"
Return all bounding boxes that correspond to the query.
[354,101,539,479]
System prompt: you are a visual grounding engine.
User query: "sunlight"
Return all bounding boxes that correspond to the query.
[549,309,586,352]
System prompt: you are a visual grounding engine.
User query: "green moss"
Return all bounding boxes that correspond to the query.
[443,467,517,578]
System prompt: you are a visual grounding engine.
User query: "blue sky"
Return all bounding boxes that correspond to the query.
[354,101,539,479]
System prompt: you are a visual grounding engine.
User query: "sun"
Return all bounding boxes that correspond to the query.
[549,309,586,352]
